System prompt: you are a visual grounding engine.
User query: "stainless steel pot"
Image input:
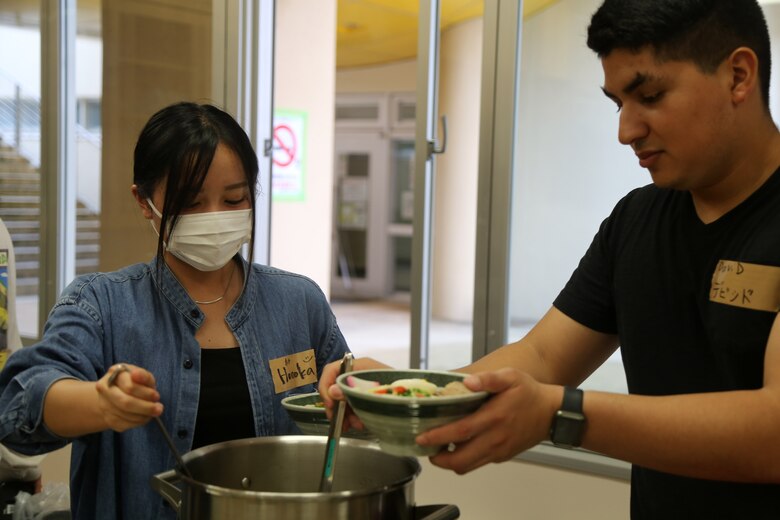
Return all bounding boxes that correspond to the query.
[151,436,459,520]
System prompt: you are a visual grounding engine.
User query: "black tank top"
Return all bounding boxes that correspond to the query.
[192,347,255,450]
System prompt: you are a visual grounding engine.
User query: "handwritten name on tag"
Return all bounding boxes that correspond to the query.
[269,349,318,394]
[709,260,780,312]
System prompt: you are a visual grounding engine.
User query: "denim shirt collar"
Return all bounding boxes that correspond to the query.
[148,255,257,330]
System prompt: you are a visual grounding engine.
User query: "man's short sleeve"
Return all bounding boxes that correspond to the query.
[553,208,620,335]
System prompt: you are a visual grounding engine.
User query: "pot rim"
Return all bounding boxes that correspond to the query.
[172,435,422,500]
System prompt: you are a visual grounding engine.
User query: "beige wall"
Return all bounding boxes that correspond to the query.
[270,0,337,293]
[99,0,213,272]
[431,18,481,322]
[336,59,417,93]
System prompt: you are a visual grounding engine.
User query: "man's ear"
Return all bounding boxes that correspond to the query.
[727,47,759,106]
[131,184,153,220]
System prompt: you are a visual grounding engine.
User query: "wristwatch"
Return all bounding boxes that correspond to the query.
[549,386,586,449]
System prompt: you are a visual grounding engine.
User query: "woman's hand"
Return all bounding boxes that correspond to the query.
[95,364,163,433]
[415,368,562,474]
[318,357,390,430]
[44,364,164,437]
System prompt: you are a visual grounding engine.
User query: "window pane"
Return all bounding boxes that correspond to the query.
[508,0,645,394]
[0,8,42,340]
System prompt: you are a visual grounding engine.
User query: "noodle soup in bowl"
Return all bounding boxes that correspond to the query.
[336,369,490,456]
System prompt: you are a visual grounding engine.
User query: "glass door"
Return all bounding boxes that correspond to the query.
[412,0,484,370]
[0,1,44,343]
[389,139,414,293]
[332,134,390,298]
[329,1,484,372]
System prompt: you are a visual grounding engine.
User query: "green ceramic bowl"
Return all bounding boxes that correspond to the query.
[281,392,375,440]
[336,369,489,457]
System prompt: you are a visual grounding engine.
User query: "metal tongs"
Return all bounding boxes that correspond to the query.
[318,352,354,493]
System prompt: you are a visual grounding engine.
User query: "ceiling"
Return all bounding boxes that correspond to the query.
[2,0,776,69]
[336,0,561,68]
[0,0,560,68]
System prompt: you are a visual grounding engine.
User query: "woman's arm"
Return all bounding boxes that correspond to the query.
[43,364,163,437]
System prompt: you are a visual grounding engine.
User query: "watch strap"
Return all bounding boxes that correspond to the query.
[561,386,583,414]
[549,386,586,448]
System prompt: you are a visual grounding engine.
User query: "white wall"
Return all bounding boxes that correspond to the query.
[0,27,102,210]
[508,0,780,324]
[0,26,40,96]
[270,0,337,293]
[767,4,780,124]
[508,0,648,322]
[0,28,100,98]
[417,458,629,519]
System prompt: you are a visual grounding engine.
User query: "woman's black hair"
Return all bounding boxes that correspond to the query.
[133,101,259,272]
[587,0,772,110]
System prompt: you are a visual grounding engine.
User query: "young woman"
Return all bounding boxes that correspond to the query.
[0,102,350,520]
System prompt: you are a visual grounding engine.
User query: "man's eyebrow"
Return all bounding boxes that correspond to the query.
[601,72,656,100]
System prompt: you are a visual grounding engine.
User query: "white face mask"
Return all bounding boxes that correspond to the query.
[147,199,252,272]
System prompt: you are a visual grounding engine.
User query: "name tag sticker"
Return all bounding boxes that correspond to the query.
[269,349,318,394]
[709,260,780,312]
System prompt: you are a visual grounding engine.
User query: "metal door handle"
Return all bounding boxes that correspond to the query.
[427,115,447,157]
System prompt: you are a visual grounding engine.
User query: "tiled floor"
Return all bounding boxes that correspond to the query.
[331,296,477,370]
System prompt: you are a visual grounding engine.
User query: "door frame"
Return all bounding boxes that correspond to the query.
[212,0,275,265]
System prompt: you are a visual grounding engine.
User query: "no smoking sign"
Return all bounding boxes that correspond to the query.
[272,109,307,201]
[272,124,296,167]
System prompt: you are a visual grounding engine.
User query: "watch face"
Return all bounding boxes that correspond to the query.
[552,410,585,448]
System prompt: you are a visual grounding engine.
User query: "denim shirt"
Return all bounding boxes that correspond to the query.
[0,257,350,520]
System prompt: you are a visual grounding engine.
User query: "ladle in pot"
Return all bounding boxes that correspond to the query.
[107,364,193,478]
[319,352,354,492]
[155,416,193,479]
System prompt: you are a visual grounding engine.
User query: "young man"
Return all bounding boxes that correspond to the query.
[322,0,780,517]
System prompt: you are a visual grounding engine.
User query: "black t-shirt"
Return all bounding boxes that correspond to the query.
[192,347,255,450]
[554,168,780,519]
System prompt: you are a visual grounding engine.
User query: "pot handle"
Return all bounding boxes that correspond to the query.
[150,469,182,513]
[415,504,461,520]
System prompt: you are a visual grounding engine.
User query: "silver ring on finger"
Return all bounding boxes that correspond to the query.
[107,364,130,387]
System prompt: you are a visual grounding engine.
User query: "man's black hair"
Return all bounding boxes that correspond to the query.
[587,0,772,109]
